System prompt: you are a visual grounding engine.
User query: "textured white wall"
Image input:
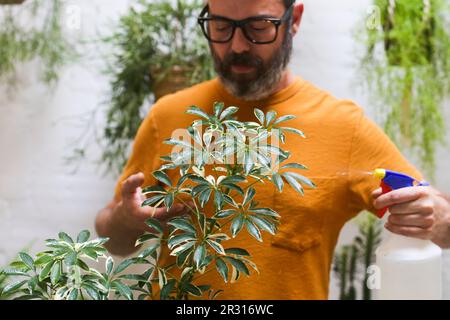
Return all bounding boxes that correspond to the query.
[0,0,448,299]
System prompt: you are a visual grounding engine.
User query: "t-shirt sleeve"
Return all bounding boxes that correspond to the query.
[347,112,424,215]
[113,108,160,202]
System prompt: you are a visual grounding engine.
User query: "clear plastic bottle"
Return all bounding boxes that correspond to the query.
[375,231,442,300]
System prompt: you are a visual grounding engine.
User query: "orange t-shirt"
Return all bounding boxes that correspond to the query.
[114,77,423,299]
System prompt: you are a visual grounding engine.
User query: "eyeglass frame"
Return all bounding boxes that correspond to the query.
[197,4,294,45]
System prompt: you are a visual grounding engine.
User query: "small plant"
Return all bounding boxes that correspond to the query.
[358,0,450,177]
[1,103,314,300]
[0,231,139,300]
[99,0,215,175]
[0,0,77,87]
[333,212,382,300]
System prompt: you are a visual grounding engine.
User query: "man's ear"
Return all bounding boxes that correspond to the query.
[291,3,304,36]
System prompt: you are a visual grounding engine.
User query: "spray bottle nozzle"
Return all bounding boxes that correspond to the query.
[373,168,428,218]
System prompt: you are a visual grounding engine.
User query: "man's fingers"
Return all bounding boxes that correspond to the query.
[371,188,383,200]
[147,203,191,221]
[373,187,426,210]
[388,213,435,229]
[121,172,145,199]
[389,199,434,215]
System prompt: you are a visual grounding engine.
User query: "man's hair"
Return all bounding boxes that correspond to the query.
[283,0,295,8]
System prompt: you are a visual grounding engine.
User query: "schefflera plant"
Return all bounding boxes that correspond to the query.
[0,231,145,300]
[137,102,316,299]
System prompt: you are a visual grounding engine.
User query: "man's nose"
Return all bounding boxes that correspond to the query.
[230,28,251,54]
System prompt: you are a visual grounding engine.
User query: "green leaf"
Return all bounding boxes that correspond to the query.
[220,183,244,196]
[8,261,27,270]
[198,188,212,207]
[138,243,160,259]
[273,115,296,125]
[272,173,284,192]
[142,194,165,207]
[249,215,277,235]
[157,268,167,290]
[113,258,136,275]
[144,218,164,234]
[77,230,91,243]
[2,268,29,277]
[112,280,133,300]
[19,253,34,271]
[168,233,196,250]
[76,259,90,271]
[243,187,256,206]
[214,209,236,219]
[34,254,52,266]
[2,280,28,295]
[284,172,316,189]
[248,207,280,218]
[221,175,246,184]
[160,279,176,300]
[118,274,147,282]
[106,256,114,275]
[152,171,172,187]
[184,283,202,297]
[193,245,206,270]
[254,108,265,125]
[265,111,277,127]
[206,240,225,255]
[171,241,195,257]
[214,102,225,118]
[214,190,224,210]
[224,257,250,276]
[231,215,245,238]
[215,258,229,283]
[167,218,196,234]
[164,193,175,210]
[176,247,193,267]
[64,251,78,266]
[245,220,262,242]
[38,261,54,281]
[219,106,238,120]
[59,232,74,244]
[135,233,160,246]
[83,284,100,300]
[142,185,166,194]
[186,106,211,121]
[50,261,62,285]
[281,163,308,170]
[281,127,306,138]
[68,288,79,300]
[225,248,251,256]
[282,172,304,195]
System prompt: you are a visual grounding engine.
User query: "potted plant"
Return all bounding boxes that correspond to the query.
[101,0,215,175]
[1,104,314,300]
[0,0,77,86]
[359,0,450,177]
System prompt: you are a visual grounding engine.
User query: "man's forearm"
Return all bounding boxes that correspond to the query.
[95,203,143,257]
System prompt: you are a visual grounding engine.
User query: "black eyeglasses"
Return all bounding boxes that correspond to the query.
[197,4,294,45]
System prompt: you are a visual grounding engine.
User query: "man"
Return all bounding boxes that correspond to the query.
[95,0,450,299]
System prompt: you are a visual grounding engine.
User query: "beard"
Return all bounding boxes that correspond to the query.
[211,29,293,101]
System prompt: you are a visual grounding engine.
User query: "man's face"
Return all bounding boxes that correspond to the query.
[207,0,295,101]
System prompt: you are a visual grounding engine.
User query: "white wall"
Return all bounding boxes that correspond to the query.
[0,0,449,299]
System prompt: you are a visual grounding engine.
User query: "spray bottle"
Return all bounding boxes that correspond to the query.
[372,169,442,300]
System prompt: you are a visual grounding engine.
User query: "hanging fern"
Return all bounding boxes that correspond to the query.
[358,0,450,178]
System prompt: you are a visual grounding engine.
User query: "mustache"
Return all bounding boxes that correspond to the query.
[222,52,263,70]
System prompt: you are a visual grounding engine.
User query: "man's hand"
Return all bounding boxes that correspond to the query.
[118,172,193,233]
[95,172,193,256]
[372,186,450,248]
